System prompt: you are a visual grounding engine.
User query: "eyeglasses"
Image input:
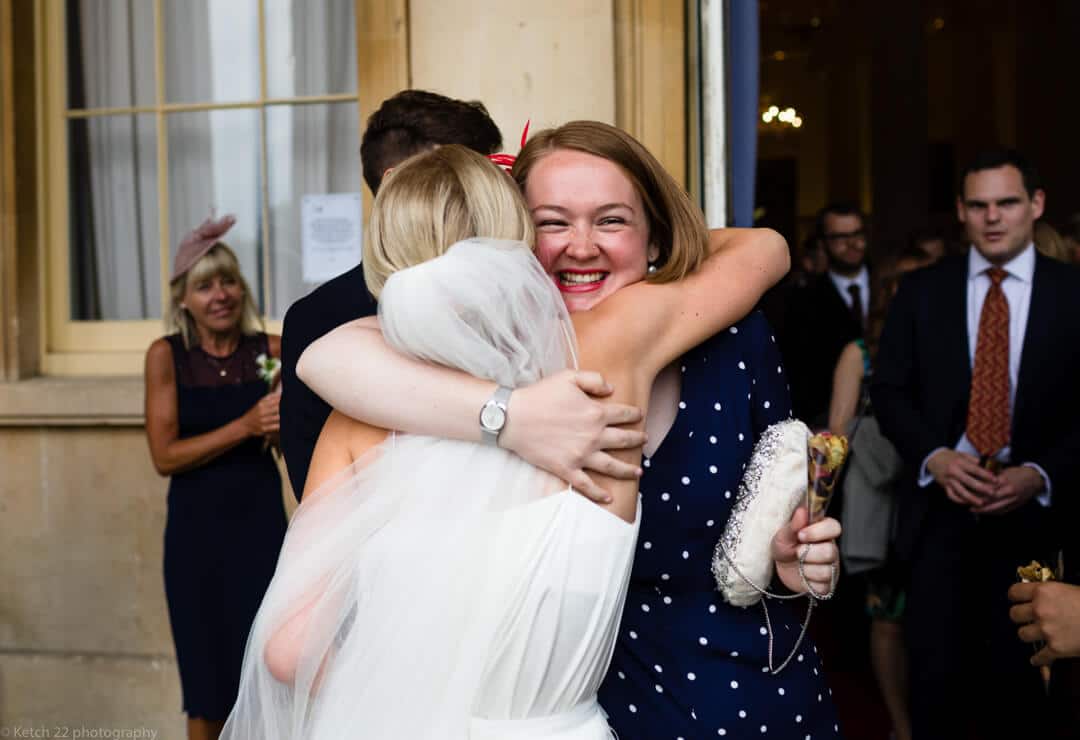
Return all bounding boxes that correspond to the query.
[822,229,866,243]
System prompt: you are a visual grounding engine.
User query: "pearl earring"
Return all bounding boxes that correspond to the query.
[647,263,657,274]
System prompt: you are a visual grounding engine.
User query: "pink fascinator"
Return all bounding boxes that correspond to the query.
[171,213,237,282]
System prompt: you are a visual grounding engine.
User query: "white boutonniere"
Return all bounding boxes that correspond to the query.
[256,353,281,389]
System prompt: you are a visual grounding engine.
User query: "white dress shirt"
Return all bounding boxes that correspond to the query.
[918,244,1050,504]
[828,267,871,324]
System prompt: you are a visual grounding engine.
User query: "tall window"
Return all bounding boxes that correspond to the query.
[45,0,376,373]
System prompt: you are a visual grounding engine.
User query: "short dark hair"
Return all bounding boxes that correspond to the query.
[958,148,1042,198]
[360,90,503,195]
[815,201,865,240]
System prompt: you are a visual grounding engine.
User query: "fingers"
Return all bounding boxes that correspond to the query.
[599,403,645,427]
[800,542,839,565]
[583,451,642,481]
[797,516,841,544]
[1009,602,1035,625]
[957,457,997,485]
[572,371,612,397]
[596,426,647,451]
[1008,582,1038,603]
[971,495,1018,515]
[944,481,984,507]
[1031,646,1056,667]
[801,563,835,584]
[953,466,996,498]
[568,470,613,504]
[1018,622,1047,644]
[787,506,809,532]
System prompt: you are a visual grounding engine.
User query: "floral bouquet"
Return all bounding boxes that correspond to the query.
[807,432,849,523]
[256,353,282,455]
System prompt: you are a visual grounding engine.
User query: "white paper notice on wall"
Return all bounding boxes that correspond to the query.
[301,193,363,283]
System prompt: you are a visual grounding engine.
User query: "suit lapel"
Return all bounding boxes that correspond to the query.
[942,258,972,434]
[1014,255,1052,438]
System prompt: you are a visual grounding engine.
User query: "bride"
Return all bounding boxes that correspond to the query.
[222,143,788,738]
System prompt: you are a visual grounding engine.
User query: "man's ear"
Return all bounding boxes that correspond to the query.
[1031,188,1046,221]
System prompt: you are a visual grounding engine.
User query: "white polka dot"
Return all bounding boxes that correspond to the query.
[699,636,708,645]
[679,401,687,409]
[706,519,715,526]
[760,727,767,734]
[709,435,717,444]
[682,551,690,560]
[643,458,651,468]
[681,476,691,485]
[730,651,739,657]
[688,430,694,438]
[618,671,626,679]
[764,401,771,409]
[778,688,785,695]
[738,433,745,441]
[676,504,681,511]
[709,604,717,613]
[641,604,650,612]
[777,365,782,373]
[680,365,686,372]
[691,710,697,720]
[653,664,662,673]
[813,668,819,675]
[724,490,732,499]
[629,630,638,639]
[738,361,746,370]
[643,541,652,549]
[730,326,739,334]
[709,465,718,473]
[762,666,769,672]
[759,626,768,636]
[739,710,747,719]
[730,680,739,689]
[663,596,672,604]
[718,731,726,737]
[747,393,751,400]
[687,672,696,680]
[817,694,822,702]
[628,704,637,713]
[714,402,722,411]
[797,654,804,662]
[661,492,671,501]
[835,725,839,732]
[655,684,663,693]
[795,715,802,723]
[661,573,670,580]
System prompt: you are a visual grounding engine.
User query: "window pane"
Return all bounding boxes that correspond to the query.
[167,109,264,311]
[68,115,161,320]
[265,0,358,99]
[265,102,362,318]
[163,0,260,104]
[66,0,156,109]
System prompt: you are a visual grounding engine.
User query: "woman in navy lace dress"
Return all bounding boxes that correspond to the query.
[144,217,287,740]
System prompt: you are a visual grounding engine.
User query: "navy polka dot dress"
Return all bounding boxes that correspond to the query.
[598,311,842,739]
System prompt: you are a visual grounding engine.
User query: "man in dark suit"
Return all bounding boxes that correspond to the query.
[781,202,870,426]
[872,149,1080,738]
[279,90,503,498]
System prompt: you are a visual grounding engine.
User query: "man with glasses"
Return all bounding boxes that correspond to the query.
[781,202,871,426]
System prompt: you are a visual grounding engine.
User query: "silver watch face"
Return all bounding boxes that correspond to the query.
[480,403,506,432]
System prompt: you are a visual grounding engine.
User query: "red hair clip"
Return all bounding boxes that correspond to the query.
[487,120,531,173]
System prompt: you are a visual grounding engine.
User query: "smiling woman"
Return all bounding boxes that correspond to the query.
[143,214,287,740]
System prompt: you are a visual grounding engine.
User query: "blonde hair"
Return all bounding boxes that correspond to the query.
[1035,221,1072,263]
[167,243,263,348]
[511,120,709,284]
[363,145,534,298]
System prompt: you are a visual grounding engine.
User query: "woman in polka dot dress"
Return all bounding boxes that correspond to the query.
[298,122,843,738]
[596,310,842,739]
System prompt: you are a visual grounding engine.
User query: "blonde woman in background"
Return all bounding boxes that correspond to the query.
[144,216,287,740]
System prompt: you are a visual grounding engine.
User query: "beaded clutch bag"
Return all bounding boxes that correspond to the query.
[711,419,811,608]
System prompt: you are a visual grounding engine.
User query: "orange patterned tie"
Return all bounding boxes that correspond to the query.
[966,267,1010,456]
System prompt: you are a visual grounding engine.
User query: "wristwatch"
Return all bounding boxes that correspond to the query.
[479,385,513,447]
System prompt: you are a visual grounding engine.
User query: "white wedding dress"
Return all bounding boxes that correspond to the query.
[221,239,640,739]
